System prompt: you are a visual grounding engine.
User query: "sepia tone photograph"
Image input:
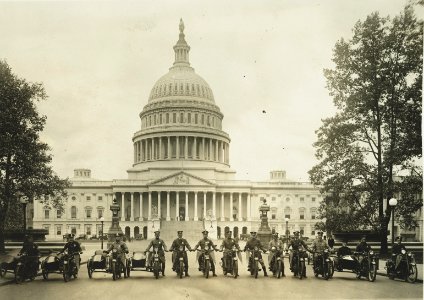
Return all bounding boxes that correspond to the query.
[0,0,422,299]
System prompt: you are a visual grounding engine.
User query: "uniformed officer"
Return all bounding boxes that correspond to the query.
[19,234,40,277]
[145,231,168,276]
[243,231,268,277]
[61,233,83,272]
[194,230,219,277]
[219,231,241,272]
[355,235,371,265]
[392,236,407,270]
[311,231,329,269]
[170,230,193,277]
[288,231,309,277]
[268,233,285,276]
[107,233,129,273]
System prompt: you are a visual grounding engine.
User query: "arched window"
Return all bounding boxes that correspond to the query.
[286,197,290,203]
[71,206,77,219]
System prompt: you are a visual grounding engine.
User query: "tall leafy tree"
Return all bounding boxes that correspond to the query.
[309,5,422,254]
[0,60,70,253]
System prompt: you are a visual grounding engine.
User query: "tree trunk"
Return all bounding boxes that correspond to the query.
[0,218,5,254]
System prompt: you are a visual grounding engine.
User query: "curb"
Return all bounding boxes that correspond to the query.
[376,271,423,283]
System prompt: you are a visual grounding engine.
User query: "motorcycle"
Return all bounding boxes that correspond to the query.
[87,250,109,279]
[386,250,418,283]
[198,242,215,279]
[41,251,64,280]
[14,253,40,284]
[290,248,306,279]
[269,246,285,278]
[173,246,189,279]
[110,248,128,280]
[246,246,266,279]
[354,250,378,282]
[220,246,240,278]
[62,249,81,282]
[148,247,164,279]
[312,249,333,280]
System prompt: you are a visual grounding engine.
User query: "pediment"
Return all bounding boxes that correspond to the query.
[149,171,215,187]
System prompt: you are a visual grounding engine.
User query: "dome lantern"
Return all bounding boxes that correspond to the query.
[172,18,191,68]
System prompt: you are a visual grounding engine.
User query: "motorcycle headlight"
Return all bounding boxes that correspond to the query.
[205,246,210,251]
[179,246,184,251]
[369,250,374,255]
[271,247,276,250]
[254,247,259,251]
[324,249,328,253]
[154,247,159,252]
[407,252,412,257]
[401,249,406,255]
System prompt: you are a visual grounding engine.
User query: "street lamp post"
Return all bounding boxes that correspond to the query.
[389,198,398,249]
[19,196,29,235]
[99,217,105,249]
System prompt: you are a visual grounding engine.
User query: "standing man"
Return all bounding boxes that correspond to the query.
[392,236,407,271]
[268,233,285,277]
[19,234,40,277]
[145,231,168,276]
[170,230,193,277]
[61,233,83,272]
[194,230,219,277]
[107,234,129,273]
[243,231,268,277]
[327,234,335,250]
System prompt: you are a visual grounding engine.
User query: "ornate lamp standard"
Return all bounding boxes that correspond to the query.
[389,198,398,249]
[99,217,105,249]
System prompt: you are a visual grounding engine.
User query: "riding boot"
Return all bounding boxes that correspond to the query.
[261,263,268,277]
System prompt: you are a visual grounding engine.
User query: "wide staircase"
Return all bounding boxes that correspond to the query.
[159,220,205,244]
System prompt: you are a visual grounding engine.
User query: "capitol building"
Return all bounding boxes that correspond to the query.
[32,20,324,241]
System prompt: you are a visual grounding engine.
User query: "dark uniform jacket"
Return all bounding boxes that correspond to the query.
[195,238,217,251]
[356,242,371,253]
[244,238,266,252]
[328,238,335,248]
[220,238,240,251]
[289,239,308,251]
[146,238,167,255]
[20,242,40,256]
[170,238,192,252]
[63,241,82,255]
[392,243,406,255]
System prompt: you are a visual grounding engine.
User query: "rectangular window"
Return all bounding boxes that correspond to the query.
[98,209,103,218]
[201,114,204,124]
[311,230,315,236]
[86,196,91,201]
[272,197,276,202]
[159,114,162,124]
[195,114,198,124]
[300,227,304,235]
[311,214,316,220]
[57,210,61,219]
[180,112,184,123]
[312,197,316,202]
[300,214,305,220]
[43,225,50,235]
[272,213,276,220]
[56,226,62,235]
[285,214,290,219]
[166,113,169,123]
[173,113,176,123]
[300,197,304,202]
[44,210,50,219]
[98,196,103,201]
[86,226,91,236]
[187,113,191,123]
[86,209,92,219]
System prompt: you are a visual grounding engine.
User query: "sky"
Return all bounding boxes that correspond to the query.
[0,0,419,182]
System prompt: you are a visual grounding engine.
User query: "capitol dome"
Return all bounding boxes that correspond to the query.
[130,19,235,181]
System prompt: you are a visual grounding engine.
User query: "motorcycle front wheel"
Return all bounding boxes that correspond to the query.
[179,262,184,279]
[324,262,330,280]
[254,261,258,279]
[298,261,304,279]
[204,260,210,279]
[276,260,282,279]
[14,265,24,284]
[153,262,160,279]
[63,264,70,282]
[112,262,117,281]
[233,260,238,279]
[406,264,418,283]
[367,264,377,282]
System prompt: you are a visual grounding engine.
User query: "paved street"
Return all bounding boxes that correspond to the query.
[1,241,422,300]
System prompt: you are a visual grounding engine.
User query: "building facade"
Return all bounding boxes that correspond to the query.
[33,20,324,241]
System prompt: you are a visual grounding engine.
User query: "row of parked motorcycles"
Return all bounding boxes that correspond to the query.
[0,249,81,284]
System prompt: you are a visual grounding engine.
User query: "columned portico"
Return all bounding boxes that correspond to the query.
[194,192,198,221]
[166,191,170,221]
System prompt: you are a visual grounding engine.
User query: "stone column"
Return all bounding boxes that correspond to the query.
[194,192,198,221]
[229,192,233,221]
[185,136,188,159]
[144,139,147,161]
[176,192,180,220]
[152,138,156,160]
[247,193,251,221]
[194,137,197,159]
[203,192,207,218]
[215,140,218,162]
[148,191,152,220]
[213,192,216,218]
[209,139,213,161]
[202,138,205,160]
[130,192,134,221]
[134,143,136,163]
[166,191,170,221]
[167,136,171,159]
[139,192,143,221]
[185,191,189,221]
[238,193,243,221]
[159,137,162,159]
[158,192,161,219]
[220,193,225,221]
[121,192,125,220]
[139,141,142,162]
[176,136,180,159]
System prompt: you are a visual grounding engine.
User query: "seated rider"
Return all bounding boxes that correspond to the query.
[311,231,329,268]
[107,234,129,272]
[194,230,219,277]
[19,234,40,276]
[337,240,352,257]
[219,231,241,272]
[392,236,406,271]
[243,231,268,277]
[144,231,167,276]
[288,231,309,277]
[61,234,83,271]
[268,232,285,277]
[355,235,371,265]
[170,230,193,277]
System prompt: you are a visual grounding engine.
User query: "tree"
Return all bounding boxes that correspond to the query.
[309,5,422,254]
[0,60,70,253]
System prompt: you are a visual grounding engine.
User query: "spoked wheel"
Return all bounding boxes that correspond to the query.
[123,263,127,279]
[88,266,93,279]
[63,264,70,282]
[126,261,131,278]
[298,261,304,279]
[42,269,49,280]
[0,265,7,278]
[330,261,334,278]
[406,264,417,283]
[154,262,160,279]
[205,260,210,279]
[14,265,24,284]
[179,262,184,279]
[367,264,377,282]
[233,260,238,279]
[324,262,330,280]
[276,260,282,279]
[254,261,259,279]
[112,263,117,281]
